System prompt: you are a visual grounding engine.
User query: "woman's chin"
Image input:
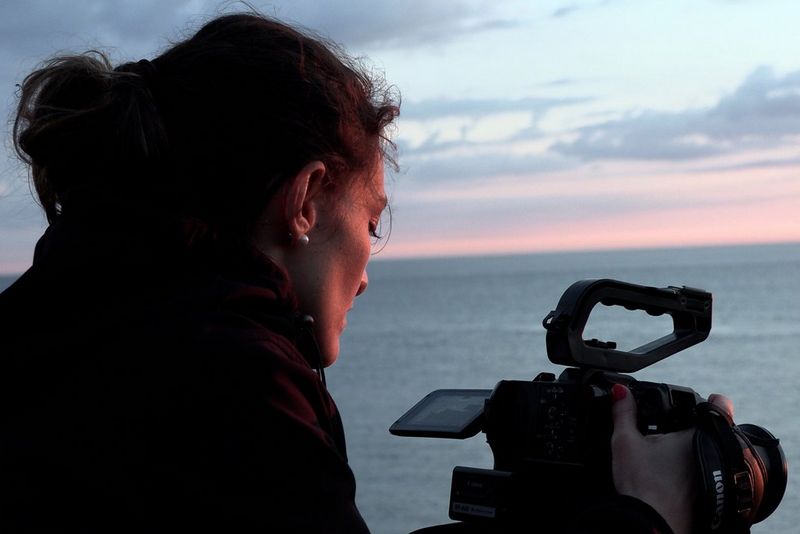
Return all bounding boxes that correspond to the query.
[320,340,340,368]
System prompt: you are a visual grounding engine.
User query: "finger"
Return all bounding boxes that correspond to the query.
[610,384,639,437]
[708,393,734,420]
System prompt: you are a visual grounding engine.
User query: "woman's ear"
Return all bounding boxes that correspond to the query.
[284,160,327,239]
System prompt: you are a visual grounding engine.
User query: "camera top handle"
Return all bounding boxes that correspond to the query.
[542,279,712,373]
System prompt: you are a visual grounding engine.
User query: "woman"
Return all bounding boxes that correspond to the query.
[0,12,725,533]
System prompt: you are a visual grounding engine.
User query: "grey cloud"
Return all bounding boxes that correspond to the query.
[396,95,590,158]
[695,154,800,174]
[393,89,673,185]
[552,5,583,18]
[400,95,589,120]
[0,0,512,66]
[551,112,726,161]
[269,0,518,49]
[551,0,612,19]
[0,0,207,58]
[0,0,517,113]
[397,122,544,157]
[542,78,577,87]
[707,67,800,137]
[551,66,800,161]
[392,192,634,241]
[398,151,573,185]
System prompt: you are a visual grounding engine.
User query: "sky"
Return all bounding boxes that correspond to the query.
[1,0,799,273]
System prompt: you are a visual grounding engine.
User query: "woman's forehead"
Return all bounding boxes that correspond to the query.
[358,161,386,205]
[333,163,386,211]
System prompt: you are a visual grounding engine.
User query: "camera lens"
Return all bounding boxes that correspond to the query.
[738,424,788,523]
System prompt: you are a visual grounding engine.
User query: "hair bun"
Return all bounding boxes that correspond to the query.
[14,52,168,221]
[113,58,160,96]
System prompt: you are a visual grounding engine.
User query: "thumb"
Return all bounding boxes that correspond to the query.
[611,384,639,437]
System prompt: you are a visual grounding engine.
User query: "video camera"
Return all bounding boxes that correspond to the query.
[390,279,786,533]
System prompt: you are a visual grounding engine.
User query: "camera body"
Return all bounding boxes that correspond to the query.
[449,370,702,527]
[391,279,786,531]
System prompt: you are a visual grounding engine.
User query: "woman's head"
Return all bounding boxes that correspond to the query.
[14,13,399,234]
[13,12,400,364]
[256,157,388,365]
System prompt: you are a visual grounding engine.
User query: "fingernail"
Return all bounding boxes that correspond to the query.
[611,384,627,402]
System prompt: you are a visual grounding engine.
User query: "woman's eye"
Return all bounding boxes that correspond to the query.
[369,220,382,240]
[369,205,391,254]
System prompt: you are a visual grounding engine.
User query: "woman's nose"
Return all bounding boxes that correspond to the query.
[356,270,368,296]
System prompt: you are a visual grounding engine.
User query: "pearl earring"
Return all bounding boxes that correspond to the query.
[298,234,310,246]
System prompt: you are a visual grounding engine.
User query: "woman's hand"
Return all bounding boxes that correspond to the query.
[610,384,734,534]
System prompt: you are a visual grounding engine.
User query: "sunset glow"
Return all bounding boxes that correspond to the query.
[1,1,800,273]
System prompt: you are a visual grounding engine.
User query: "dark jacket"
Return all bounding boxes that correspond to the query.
[0,202,368,533]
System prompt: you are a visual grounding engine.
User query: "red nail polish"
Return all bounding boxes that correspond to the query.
[611,384,627,402]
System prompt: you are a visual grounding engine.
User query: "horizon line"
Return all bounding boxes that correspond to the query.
[370,238,800,263]
[1,239,798,279]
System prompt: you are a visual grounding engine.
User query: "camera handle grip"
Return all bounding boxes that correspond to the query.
[543,279,712,373]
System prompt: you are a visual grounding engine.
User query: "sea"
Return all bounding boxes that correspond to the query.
[1,242,798,533]
[328,242,800,534]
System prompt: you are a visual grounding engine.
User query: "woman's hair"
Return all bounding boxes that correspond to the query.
[13,13,399,233]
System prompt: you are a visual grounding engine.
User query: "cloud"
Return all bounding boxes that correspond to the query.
[395,95,591,162]
[551,0,612,19]
[399,151,573,185]
[266,0,518,49]
[552,5,582,18]
[0,0,513,66]
[392,67,800,186]
[0,0,204,58]
[541,78,578,87]
[400,95,589,121]
[389,66,800,203]
[695,154,800,173]
[551,66,800,161]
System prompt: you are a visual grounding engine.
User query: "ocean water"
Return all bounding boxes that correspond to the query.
[328,243,800,534]
[1,242,798,533]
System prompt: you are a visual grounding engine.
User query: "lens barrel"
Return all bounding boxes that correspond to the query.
[737,424,788,524]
